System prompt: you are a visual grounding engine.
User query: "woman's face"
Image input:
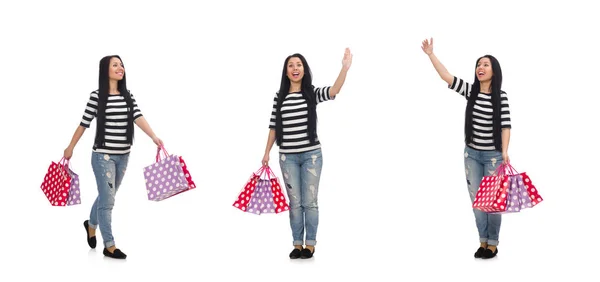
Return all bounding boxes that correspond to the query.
[476,57,493,83]
[286,57,304,84]
[108,57,125,81]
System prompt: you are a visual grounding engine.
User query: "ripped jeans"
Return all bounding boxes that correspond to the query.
[89,152,129,248]
[464,146,503,246]
[279,148,323,246]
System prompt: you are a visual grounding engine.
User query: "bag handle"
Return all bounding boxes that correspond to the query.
[265,166,277,179]
[253,165,277,180]
[57,157,71,180]
[503,162,520,174]
[493,161,520,177]
[155,145,170,162]
[493,162,507,176]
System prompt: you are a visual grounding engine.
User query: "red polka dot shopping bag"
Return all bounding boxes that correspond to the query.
[40,157,81,206]
[473,162,543,214]
[232,165,289,215]
[143,145,196,201]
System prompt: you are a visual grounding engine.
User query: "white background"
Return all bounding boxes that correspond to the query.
[1,0,598,281]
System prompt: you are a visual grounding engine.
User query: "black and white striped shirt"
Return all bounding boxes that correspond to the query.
[449,76,511,151]
[80,91,143,155]
[269,86,333,154]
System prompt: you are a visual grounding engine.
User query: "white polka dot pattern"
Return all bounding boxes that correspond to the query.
[472,174,510,213]
[247,180,276,215]
[502,172,543,212]
[143,154,192,201]
[523,173,543,206]
[65,168,82,206]
[179,156,196,189]
[233,167,290,215]
[268,178,290,214]
[40,161,81,206]
[232,173,259,212]
[475,170,543,214]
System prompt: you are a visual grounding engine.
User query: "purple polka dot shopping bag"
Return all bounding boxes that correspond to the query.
[40,157,81,206]
[143,145,195,201]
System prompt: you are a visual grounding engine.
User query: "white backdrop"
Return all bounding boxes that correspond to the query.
[1,0,598,281]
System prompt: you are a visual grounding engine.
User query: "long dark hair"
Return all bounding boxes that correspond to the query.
[465,55,503,151]
[94,55,135,148]
[275,53,317,146]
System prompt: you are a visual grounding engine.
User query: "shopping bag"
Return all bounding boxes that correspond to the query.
[265,166,290,214]
[143,145,192,201]
[246,179,275,215]
[477,163,543,214]
[501,163,543,213]
[501,174,526,213]
[520,172,543,207]
[179,156,196,189]
[40,158,81,206]
[233,165,289,214]
[472,164,510,213]
[232,171,260,212]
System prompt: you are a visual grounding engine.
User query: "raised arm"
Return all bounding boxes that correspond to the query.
[421,38,454,86]
[329,48,353,98]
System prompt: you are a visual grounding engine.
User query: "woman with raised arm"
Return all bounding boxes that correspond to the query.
[262,48,352,259]
[63,55,163,259]
[421,38,512,259]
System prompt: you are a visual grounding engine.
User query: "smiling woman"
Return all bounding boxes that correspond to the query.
[262,48,353,259]
[421,38,512,259]
[62,55,165,260]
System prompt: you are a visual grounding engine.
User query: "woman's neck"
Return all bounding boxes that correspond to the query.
[289,82,301,93]
[109,80,119,94]
[479,81,492,94]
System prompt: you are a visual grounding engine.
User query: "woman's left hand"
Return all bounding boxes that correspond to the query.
[152,136,164,147]
[502,151,510,164]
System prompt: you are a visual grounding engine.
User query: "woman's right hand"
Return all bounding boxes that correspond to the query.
[421,37,453,85]
[262,153,270,167]
[421,38,433,55]
[64,146,74,160]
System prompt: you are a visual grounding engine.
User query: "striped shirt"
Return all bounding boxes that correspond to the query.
[80,90,143,155]
[269,86,334,154]
[449,76,511,151]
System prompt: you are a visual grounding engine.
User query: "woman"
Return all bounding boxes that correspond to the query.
[63,55,163,259]
[421,38,512,259]
[262,48,352,259]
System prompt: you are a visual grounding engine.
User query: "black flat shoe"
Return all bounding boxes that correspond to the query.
[103,248,127,259]
[83,220,96,249]
[474,247,485,258]
[482,248,498,259]
[300,248,314,259]
[289,248,302,259]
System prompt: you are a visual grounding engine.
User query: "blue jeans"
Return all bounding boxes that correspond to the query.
[279,148,323,246]
[88,152,129,248]
[464,146,503,246]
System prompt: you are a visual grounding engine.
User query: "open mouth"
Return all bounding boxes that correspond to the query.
[292,72,299,78]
